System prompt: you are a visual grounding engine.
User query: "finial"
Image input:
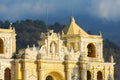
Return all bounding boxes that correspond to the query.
[57,33,60,38]
[98,31,102,37]
[27,45,29,48]
[110,55,114,63]
[33,44,36,51]
[12,27,16,33]
[70,16,75,23]
[62,31,64,35]
[33,44,35,48]
[49,30,54,33]
[9,23,12,29]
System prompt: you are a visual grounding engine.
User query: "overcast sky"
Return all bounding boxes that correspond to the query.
[0,0,120,22]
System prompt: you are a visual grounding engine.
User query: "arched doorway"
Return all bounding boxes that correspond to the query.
[4,68,11,80]
[97,71,102,80]
[0,38,4,53]
[87,71,91,80]
[45,72,63,80]
[46,76,53,80]
[87,43,96,57]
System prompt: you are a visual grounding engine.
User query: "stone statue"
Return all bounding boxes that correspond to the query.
[51,42,55,54]
[43,47,46,54]
[110,55,114,63]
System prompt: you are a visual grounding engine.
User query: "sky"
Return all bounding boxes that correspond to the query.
[0,0,120,44]
[0,0,120,22]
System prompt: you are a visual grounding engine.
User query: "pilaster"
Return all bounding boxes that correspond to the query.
[104,66,108,80]
[93,66,97,80]
[15,60,19,80]
[65,68,71,80]
[23,69,26,80]
[80,63,87,80]
[38,69,44,80]
[109,66,114,80]
[21,59,27,80]
[37,59,44,80]
[65,54,72,80]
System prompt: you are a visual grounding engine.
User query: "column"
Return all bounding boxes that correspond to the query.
[109,67,114,80]
[23,69,26,80]
[74,42,77,51]
[15,60,19,80]
[65,58,71,80]
[80,64,87,80]
[91,69,94,80]
[93,66,97,80]
[38,69,44,80]
[65,69,71,80]
[100,43,103,59]
[81,70,87,80]
[22,60,27,80]
[37,60,44,80]
[104,67,108,80]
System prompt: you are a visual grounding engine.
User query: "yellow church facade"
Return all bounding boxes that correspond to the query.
[0,17,115,80]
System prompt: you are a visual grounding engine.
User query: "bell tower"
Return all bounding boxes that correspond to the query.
[62,16,103,62]
[0,26,16,58]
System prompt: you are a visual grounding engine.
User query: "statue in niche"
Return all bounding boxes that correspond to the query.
[43,47,46,54]
[50,42,56,54]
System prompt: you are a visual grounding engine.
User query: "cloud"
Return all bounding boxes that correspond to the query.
[89,0,120,21]
[0,0,56,21]
[0,0,120,21]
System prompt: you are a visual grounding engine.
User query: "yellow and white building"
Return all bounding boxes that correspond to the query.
[0,17,115,80]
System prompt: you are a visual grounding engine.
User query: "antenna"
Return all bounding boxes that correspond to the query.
[45,7,48,31]
[71,0,74,16]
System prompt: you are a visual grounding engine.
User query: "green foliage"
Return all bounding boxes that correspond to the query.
[49,22,65,33]
[103,39,120,80]
[12,19,48,50]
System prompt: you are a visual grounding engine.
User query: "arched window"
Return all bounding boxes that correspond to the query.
[87,43,96,57]
[46,76,53,80]
[4,68,11,80]
[87,71,91,80]
[0,38,4,53]
[97,71,102,80]
[70,43,74,50]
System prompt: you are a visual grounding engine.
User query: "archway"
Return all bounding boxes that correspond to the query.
[87,43,96,57]
[45,72,63,80]
[46,76,53,80]
[0,38,4,53]
[4,68,11,80]
[97,71,102,80]
[70,42,74,50]
[87,71,91,80]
